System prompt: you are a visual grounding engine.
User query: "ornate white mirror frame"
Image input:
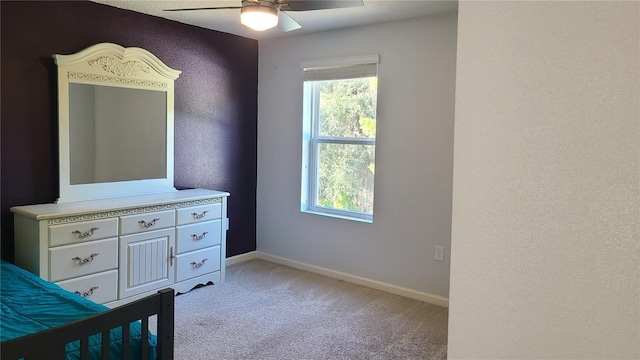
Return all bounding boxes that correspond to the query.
[54,43,181,203]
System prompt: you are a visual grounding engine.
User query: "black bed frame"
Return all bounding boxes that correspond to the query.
[1,288,174,360]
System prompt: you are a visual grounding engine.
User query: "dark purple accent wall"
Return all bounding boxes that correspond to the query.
[1,1,257,261]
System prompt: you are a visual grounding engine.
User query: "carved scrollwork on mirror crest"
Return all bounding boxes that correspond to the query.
[68,72,167,89]
[88,56,151,77]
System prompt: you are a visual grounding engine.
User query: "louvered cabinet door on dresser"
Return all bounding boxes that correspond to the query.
[11,189,229,308]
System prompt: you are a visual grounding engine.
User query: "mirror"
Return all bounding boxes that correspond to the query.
[55,43,181,203]
[69,84,167,185]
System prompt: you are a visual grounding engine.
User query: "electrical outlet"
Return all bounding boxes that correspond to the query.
[435,245,445,262]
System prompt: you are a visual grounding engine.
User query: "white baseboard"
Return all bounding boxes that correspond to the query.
[225,251,258,266]
[254,251,449,308]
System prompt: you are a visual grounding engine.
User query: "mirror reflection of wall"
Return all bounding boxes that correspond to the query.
[69,84,167,185]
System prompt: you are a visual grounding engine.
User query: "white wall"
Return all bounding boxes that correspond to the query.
[448,1,639,358]
[257,12,458,301]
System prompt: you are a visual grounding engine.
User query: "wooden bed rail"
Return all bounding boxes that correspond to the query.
[1,288,174,360]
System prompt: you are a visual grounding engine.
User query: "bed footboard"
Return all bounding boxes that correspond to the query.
[1,288,174,360]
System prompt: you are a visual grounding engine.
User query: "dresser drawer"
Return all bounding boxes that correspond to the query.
[49,237,118,282]
[49,218,118,247]
[120,210,175,235]
[176,202,221,225]
[175,220,221,254]
[56,269,118,304]
[175,246,220,282]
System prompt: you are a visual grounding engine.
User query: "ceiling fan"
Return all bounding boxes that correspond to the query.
[165,0,364,32]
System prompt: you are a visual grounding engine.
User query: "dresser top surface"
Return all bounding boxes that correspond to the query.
[11,189,229,219]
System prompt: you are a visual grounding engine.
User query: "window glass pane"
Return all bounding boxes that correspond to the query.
[316,143,375,214]
[318,77,377,138]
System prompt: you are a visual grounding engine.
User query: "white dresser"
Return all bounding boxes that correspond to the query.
[11,189,229,308]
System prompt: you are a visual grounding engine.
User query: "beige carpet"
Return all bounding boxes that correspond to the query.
[170,259,448,359]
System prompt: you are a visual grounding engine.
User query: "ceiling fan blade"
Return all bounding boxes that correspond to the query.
[164,6,241,12]
[275,0,363,11]
[278,11,302,32]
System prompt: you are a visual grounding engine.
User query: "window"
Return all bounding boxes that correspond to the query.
[301,55,379,222]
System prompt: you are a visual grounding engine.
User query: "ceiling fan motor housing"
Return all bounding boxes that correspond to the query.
[242,0,278,10]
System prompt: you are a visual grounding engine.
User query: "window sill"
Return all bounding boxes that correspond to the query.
[301,208,373,224]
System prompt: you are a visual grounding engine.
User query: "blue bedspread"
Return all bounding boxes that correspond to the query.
[1,260,157,359]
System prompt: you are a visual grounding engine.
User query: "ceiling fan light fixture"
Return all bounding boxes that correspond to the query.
[241,4,278,31]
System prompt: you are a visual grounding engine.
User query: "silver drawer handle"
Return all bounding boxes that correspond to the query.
[191,232,208,241]
[138,218,160,228]
[75,286,99,298]
[72,253,99,264]
[191,210,209,219]
[191,258,208,268]
[72,227,99,238]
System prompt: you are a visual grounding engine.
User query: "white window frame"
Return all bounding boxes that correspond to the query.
[300,55,379,223]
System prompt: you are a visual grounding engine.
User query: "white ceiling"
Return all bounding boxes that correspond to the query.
[90,0,458,40]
